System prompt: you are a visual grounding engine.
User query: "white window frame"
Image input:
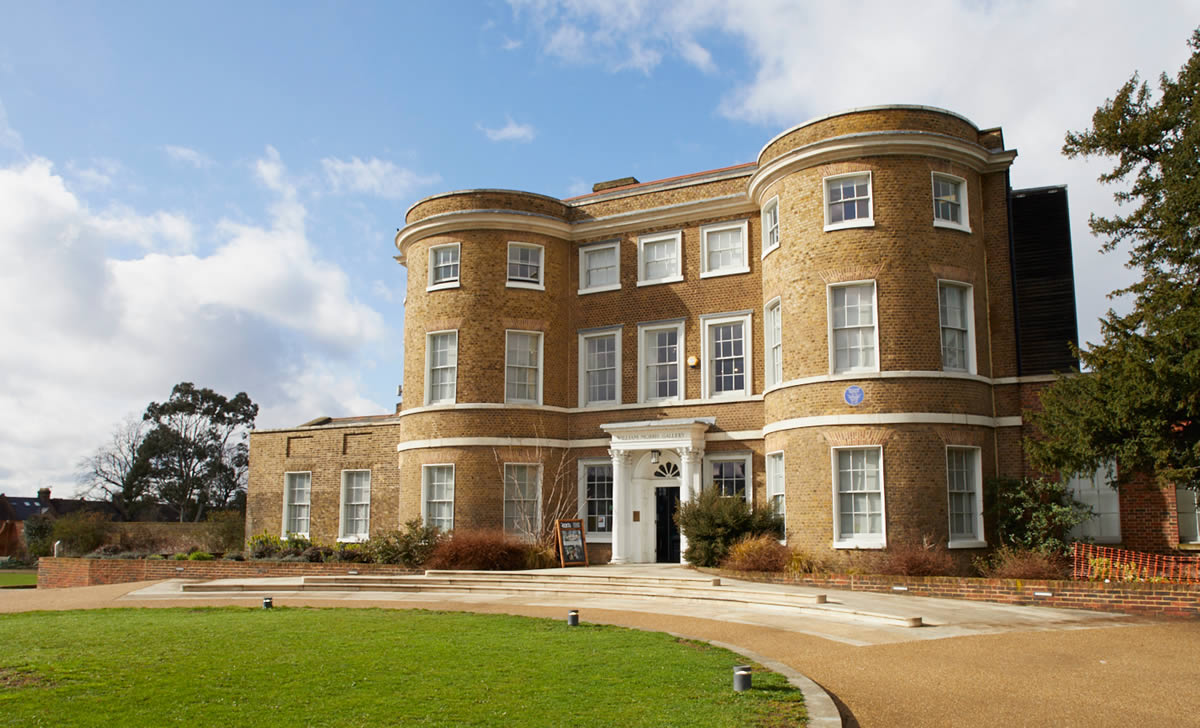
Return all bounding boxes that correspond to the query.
[1068,461,1121,545]
[504,329,544,405]
[421,464,455,533]
[700,311,753,400]
[704,452,753,504]
[637,319,685,404]
[764,297,782,390]
[578,326,622,408]
[578,240,621,295]
[700,219,750,278]
[831,446,886,549]
[577,458,614,542]
[766,451,785,540]
[827,281,879,375]
[506,242,545,291]
[1177,486,1200,545]
[636,231,683,286]
[281,471,311,539]
[938,281,976,374]
[503,462,542,539]
[338,469,371,542]
[426,242,461,292]
[932,172,971,233]
[946,446,986,549]
[761,196,780,258]
[823,171,874,231]
[424,329,458,405]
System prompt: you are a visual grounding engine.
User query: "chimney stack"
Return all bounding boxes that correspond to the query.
[37,487,50,503]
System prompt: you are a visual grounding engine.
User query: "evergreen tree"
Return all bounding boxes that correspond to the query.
[1027,29,1200,491]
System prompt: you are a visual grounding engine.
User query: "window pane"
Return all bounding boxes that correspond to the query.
[832,284,875,373]
[712,459,746,498]
[711,321,745,394]
[939,284,969,371]
[827,175,870,224]
[428,332,457,403]
[425,466,454,531]
[504,464,539,536]
[705,227,743,271]
[645,328,678,399]
[586,464,613,533]
[342,471,371,538]
[585,247,617,288]
[643,239,677,280]
[285,472,311,535]
[934,177,962,223]
[836,449,882,538]
[584,334,617,404]
[508,245,541,283]
[432,246,460,283]
[506,332,540,402]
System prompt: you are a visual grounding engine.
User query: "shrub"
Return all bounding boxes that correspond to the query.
[974,546,1068,580]
[721,534,790,572]
[425,530,532,571]
[187,551,215,561]
[301,545,333,563]
[785,548,832,575]
[868,538,956,577]
[52,511,112,557]
[24,513,55,557]
[676,486,783,567]
[146,554,165,560]
[204,511,246,552]
[172,552,188,561]
[368,519,446,566]
[331,543,368,563]
[223,552,245,561]
[247,532,283,560]
[986,476,1093,555]
[282,533,312,552]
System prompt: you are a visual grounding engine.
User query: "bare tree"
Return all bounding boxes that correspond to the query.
[491,416,578,550]
[77,415,150,520]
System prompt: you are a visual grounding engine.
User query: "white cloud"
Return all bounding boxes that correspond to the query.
[0,149,388,494]
[164,144,214,169]
[321,155,441,200]
[478,116,537,143]
[566,177,590,197]
[510,0,1197,350]
[0,99,20,151]
[502,36,523,51]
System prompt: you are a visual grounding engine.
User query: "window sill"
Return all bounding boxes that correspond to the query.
[337,536,367,544]
[505,398,542,406]
[282,533,310,540]
[699,266,750,279]
[578,284,621,295]
[426,281,460,292]
[586,533,613,543]
[947,539,987,549]
[1177,542,1200,551]
[580,399,619,409]
[636,275,684,287]
[834,539,885,550]
[832,367,880,376]
[638,396,684,406]
[425,398,456,407]
[704,390,751,402]
[761,245,779,261]
[942,366,976,376]
[933,219,972,233]
[506,280,545,291]
[824,219,874,232]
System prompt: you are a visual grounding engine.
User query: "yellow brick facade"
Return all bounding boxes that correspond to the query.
[248,105,1069,564]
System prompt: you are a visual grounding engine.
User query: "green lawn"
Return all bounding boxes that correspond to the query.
[0,608,805,727]
[0,572,36,586]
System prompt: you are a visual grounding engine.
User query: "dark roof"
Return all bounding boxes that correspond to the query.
[0,493,124,521]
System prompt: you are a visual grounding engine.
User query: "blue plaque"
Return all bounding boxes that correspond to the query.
[843,385,864,407]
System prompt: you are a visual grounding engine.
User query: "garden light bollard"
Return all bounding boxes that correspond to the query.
[567,609,579,626]
[733,665,751,692]
[263,597,273,609]
[53,540,62,557]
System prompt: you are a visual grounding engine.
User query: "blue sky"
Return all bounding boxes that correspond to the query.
[0,0,1196,495]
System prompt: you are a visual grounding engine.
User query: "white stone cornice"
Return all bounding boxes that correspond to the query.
[395,210,572,261]
[572,195,758,239]
[763,412,1022,436]
[748,131,1017,204]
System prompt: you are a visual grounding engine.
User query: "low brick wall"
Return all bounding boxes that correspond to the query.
[37,557,421,589]
[710,569,1200,619]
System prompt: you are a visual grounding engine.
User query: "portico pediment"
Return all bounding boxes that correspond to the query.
[600,417,713,452]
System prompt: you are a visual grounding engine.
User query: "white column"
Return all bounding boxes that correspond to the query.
[678,446,703,564]
[608,449,633,564]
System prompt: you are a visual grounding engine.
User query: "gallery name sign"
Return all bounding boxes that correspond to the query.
[609,431,688,443]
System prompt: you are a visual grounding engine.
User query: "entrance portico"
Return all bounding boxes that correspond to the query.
[600,418,712,564]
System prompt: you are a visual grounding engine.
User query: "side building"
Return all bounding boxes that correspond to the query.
[246,105,1194,562]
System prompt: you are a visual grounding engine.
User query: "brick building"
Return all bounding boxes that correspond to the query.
[245,105,1197,563]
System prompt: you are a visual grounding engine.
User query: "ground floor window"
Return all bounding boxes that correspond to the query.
[283,471,311,538]
[766,451,785,536]
[705,452,751,502]
[339,470,371,541]
[1068,462,1121,544]
[504,463,541,538]
[946,447,985,547]
[422,465,455,532]
[833,447,884,548]
[1177,486,1200,545]
[578,461,613,538]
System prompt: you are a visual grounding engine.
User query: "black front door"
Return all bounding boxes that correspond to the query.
[655,486,681,563]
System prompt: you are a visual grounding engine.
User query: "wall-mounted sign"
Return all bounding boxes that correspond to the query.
[843,385,865,407]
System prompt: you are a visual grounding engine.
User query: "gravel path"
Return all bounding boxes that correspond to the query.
[2,581,1198,727]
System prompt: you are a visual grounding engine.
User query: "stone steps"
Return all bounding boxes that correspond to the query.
[177,569,924,628]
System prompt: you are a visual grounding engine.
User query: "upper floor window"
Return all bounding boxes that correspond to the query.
[427,243,460,291]
[638,320,684,403]
[833,447,884,548]
[765,298,782,389]
[579,241,620,294]
[706,452,752,503]
[507,242,544,290]
[1068,462,1120,545]
[579,327,621,407]
[824,172,873,231]
[946,447,985,548]
[701,312,752,399]
[637,231,682,286]
[425,330,458,405]
[282,471,311,538]
[761,197,780,256]
[339,469,371,542]
[505,330,543,404]
[938,282,974,373]
[932,173,970,232]
[700,220,749,278]
[422,464,455,532]
[829,282,877,374]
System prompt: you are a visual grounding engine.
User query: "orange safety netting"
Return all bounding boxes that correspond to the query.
[1073,542,1200,583]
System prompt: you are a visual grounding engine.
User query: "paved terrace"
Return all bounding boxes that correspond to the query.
[2,565,1198,727]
